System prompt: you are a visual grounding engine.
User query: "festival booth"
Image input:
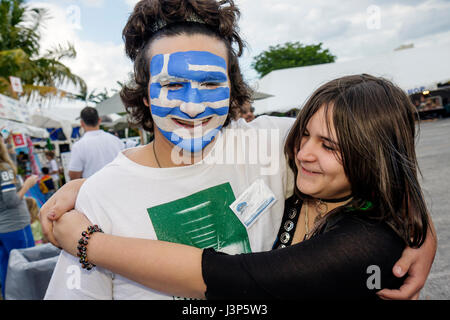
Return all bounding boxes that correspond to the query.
[0,93,52,208]
[0,94,65,300]
[252,44,450,117]
[29,110,81,180]
[30,111,80,143]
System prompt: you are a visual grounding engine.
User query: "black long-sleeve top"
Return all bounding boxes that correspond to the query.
[201,197,406,300]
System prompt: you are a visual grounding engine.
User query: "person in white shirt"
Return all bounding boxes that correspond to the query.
[68,107,124,180]
[45,151,60,189]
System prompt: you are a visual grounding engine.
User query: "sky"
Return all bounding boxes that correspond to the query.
[26,0,450,115]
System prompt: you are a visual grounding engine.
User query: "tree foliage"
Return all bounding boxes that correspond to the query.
[0,0,86,101]
[72,87,114,106]
[251,42,336,78]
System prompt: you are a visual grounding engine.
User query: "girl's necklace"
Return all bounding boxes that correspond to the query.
[153,140,162,168]
[304,194,354,240]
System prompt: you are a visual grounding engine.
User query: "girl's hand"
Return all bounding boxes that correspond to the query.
[24,175,39,188]
[53,210,93,256]
[39,178,86,247]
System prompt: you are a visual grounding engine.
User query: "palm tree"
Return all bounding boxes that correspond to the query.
[0,0,86,101]
[72,86,113,106]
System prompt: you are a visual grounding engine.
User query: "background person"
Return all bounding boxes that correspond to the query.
[16,151,29,176]
[39,167,56,201]
[26,197,46,246]
[5,136,17,167]
[240,101,256,122]
[0,139,39,298]
[68,107,124,180]
[44,151,60,189]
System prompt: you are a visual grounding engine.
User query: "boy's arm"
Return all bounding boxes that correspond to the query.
[45,178,114,300]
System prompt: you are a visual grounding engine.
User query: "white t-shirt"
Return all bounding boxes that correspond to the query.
[68,130,125,178]
[45,116,295,300]
[49,159,59,182]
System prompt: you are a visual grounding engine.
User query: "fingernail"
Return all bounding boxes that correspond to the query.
[49,212,56,219]
[395,266,403,276]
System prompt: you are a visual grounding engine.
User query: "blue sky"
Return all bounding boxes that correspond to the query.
[25,0,450,114]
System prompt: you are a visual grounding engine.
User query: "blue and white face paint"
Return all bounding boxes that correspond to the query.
[149,51,230,153]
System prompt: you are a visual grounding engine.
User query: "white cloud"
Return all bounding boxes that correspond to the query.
[234,0,450,82]
[30,2,133,106]
[124,0,139,8]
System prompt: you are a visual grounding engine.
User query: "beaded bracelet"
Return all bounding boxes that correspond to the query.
[76,225,103,270]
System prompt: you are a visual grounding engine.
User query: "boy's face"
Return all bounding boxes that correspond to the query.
[147,34,230,153]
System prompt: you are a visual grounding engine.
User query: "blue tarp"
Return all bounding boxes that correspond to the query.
[39,127,81,142]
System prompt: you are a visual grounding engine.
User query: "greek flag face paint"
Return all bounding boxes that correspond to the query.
[149,51,230,153]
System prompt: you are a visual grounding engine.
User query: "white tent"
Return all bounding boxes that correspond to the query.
[0,118,49,139]
[95,93,124,116]
[30,111,79,141]
[252,44,450,115]
[101,113,130,131]
[0,93,49,139]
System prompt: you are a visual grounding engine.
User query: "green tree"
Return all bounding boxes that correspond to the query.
[0,0,86,100]
[251,42,336,78]
[72,87,113,106]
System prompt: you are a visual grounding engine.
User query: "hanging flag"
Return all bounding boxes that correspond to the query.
[26,136,40,175]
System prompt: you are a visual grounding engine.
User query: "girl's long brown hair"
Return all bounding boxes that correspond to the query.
[0,138,17,175]
[285,74,429,248]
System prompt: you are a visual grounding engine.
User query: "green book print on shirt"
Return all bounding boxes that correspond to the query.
[147,183,251,254]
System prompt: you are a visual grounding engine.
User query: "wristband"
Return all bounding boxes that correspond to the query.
[76,225,103,270]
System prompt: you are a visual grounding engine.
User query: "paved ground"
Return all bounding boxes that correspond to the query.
[416,117,450,300]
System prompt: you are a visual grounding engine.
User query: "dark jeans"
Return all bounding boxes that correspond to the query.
[0,225,35,298]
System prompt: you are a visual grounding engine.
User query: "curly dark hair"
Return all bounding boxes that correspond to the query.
[120,0,252,132]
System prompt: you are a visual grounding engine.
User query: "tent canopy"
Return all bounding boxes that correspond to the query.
[95,93,124,116]
[252,44,450,115]
[0,93,49,138]
[30,111,79,142]
[0,118,49,139]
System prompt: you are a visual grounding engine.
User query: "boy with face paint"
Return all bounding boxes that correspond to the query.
[43,0,436,301]
[45,2,297,300]
[149,51,230,153]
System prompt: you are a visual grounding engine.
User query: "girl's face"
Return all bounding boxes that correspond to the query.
[295,106,352,200]
[147,34,230,153]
